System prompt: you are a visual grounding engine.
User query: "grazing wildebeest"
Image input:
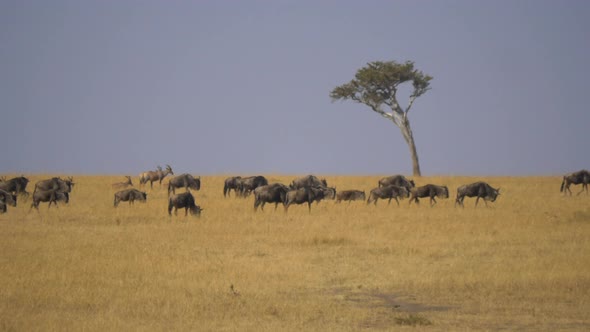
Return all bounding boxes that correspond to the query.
[284,186,329,213]
[290,175,327,189]
[168,192,203,217]
[139,165,174,189]
[409,184,449,206]
[114,189,147,207]
[335,190,366,203]
[30,189,69,210]
[34,177,74,193]
[560,170,590,196]
[253,183,290,211]
[0,176,30,198]
[0,189,17,208]
[455,182,500,207]
[168,174,201,196]
[223,176,242,197]
[367,185,409,206]
[112,176,133,190]
[378,175,415,191]
[236,176,268,197]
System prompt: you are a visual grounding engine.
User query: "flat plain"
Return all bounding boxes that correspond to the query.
[0,175,589,331]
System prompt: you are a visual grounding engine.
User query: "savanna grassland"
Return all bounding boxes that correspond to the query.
[0,175,589,331]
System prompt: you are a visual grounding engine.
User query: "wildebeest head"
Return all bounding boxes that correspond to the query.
[485,187,500,202]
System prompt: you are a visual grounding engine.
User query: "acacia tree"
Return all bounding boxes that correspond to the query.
[330,60,432,176]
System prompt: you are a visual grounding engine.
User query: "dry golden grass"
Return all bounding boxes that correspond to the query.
[0,174,589,331]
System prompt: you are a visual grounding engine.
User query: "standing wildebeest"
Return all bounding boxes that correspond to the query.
[560,170,590,195]
[367,185,409,206]
[114,189,147,207]
[253,183,290,211]
[139,165,174,189]
[455,182,500,207]
[30,189,69,210]
[335,190,366,203]
[167,174,201,196]
[0,176,30,198]
[285,187,325,213]
[290,175,327,189]
[223,176,242,197]
[378,175,415,191]
[236,176,268,197]
[112,176,133,190]
[168,192,203,216]
[34,177,74,193]
[409,184,449,206]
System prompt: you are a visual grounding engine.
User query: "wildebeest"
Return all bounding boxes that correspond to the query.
[168,192,203,216]
[114,189,147,207]
[367,185,409,206]
[455,182,500,207]
[0,189,17,209]
[335,190,366,203]
[290,175,327,189]
[285,187,326,213]
[378,175,415,191]
[167,174,201,196]
[223,176,242,197]
[112,176,133,190]
[34,177,74,193]
[236,176,268,197]
[139,165,174,189]
[30,189,69,210]
[409,184,449,206]
[0,176,30,198]
[560,170,590,196]
[253,183,290,211]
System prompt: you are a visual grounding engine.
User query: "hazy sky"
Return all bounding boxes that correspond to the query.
[2,0,589,176]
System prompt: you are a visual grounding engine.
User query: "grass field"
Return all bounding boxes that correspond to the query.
[0,175,589,331]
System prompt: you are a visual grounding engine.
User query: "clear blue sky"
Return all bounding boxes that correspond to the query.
[2,0,589,176]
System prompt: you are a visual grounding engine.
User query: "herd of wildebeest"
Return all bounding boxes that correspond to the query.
[1,165,589,217]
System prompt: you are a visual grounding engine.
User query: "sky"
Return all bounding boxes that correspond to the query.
[1,0,589,176]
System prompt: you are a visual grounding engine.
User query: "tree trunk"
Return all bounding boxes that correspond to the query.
[398,120,421,177]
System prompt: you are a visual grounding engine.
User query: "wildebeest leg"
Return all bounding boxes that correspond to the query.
[577,184,587,196]
[475,196,480,207]
[430,196,437,207]
[307,201,312,213]
[394,197,400,206]
[387,197,392,205]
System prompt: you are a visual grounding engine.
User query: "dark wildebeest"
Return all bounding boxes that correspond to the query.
[139,165,174,189]
[290,175,327,189]
[30,189,69,211]
[560,170,590,196]
[367,185,409,206]
[284,186,333,213]
[253,183,290,211]
[223,176,242,197]
[409,184,449,206]
[455,182,500,207]
[0,189,17,209]
[0,176,30,198]
[168,192,203,217]
[378,175,415,191]
[335,190,366,203]
[167,174,201,196]
[236,176,268,197]
[114,189,147,207]
[112,176,133,190]
[34,177,74,193]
